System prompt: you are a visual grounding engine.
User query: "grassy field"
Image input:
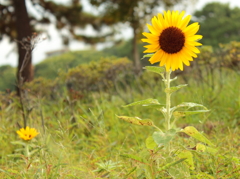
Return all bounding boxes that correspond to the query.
[0,67,239,178]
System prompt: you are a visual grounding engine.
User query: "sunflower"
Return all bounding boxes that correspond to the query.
[142,10,202,71]
[16,126,39,141]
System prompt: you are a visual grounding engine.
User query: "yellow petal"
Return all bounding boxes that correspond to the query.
[179,60,183,71]
[152,16,161,31]
[187,35,203,41]
[158,13,167,29]
[168,53,174,70]
[185,41,202,47]
[142,32,159,40]
[171,11,178,27]
[144,44,159,49]
[181,56,190,66]
[182,47,197,58]
[179,15,191,29]
[180,50,193,62]
[142,38,158,44]
[164,10,171,26]
[144,48,158,53]
[160,51,167,66]
[185,45,200,53]
[176,11,185,27]
[184,23,200,37]
[165,54,171,71]
[147,24,159,35]
[20,128,25,133]
[149,50,163,64]
[143,44,159,53]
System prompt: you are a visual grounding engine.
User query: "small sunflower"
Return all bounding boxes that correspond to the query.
[16,126,39,141]
[142,10,202,71]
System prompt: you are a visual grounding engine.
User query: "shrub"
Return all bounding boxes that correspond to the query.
[65,57,133,97]
[23,77,61,100]
[35,50,110,79]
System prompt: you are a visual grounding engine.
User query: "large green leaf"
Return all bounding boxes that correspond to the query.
[152,129,177,146]
[196,143,218,154]
[171,102,208,112]
[181,126,214,147]
[173,110,210,117]
[165,84,188,94]
[144,66,165,75]
[177,150,195,170]
[145,136,157,150]
[167,158,191,178]
[123,98,162,108]
[117,116,154,126]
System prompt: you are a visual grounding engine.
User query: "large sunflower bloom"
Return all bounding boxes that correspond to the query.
[16,126,39,141]
[142,10,202,71]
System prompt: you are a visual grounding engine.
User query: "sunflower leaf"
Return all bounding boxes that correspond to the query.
[196,143,218,154]
[165,84,188,94]
[11,141,26,146]
[173,110,209,117]
[123,98,161,107]
[181,126,214,146]
[117,116,154,126]
[152,129,177,146]
[171,102,208,112]
[145,136,158,149]
[144,66,165,75]
[177,150,195,170]
[141,54,154,59]
[170,76,178,82]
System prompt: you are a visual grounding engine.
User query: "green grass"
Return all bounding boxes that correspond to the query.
[0,68,239,178]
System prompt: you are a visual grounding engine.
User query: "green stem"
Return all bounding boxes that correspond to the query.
[153,124,163,132]
[25,142,30,159]
[165,70,172,131]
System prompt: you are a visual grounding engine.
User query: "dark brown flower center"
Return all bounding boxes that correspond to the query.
[159,27,185,54]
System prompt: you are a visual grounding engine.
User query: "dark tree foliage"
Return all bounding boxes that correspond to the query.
[0,0,104,93]
[194,2,240,48]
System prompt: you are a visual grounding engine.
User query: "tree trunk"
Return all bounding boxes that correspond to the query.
[13,0,33,95]
[132,26,142,75]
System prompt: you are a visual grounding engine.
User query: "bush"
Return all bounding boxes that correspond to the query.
[23,77,61,100]
[35,50,110,79]
[65,57,133,96]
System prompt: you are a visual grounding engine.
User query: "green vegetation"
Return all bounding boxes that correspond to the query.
[194,2,240,47]
[35,50,111,79]
[0,48,240,177]
[0,65,16,91]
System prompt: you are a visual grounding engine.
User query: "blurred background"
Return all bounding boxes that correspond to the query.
[0,0,240,93]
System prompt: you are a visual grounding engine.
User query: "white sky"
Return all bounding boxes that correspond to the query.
[0,0,240,67]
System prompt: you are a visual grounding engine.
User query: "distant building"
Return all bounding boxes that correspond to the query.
[45,48,69,57]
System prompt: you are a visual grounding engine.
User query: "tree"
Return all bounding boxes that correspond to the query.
[89,0,188,74]
[0,0,103,93]
[194,2,240,47]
